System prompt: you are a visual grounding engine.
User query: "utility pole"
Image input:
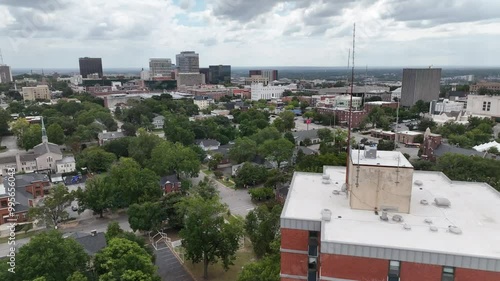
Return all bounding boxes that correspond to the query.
[345,23,356,190]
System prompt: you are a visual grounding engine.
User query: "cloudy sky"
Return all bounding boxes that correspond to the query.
[1,0,499,69]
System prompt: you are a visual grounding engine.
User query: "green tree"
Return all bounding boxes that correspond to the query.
[21,124,42,150]
[75,175,112,218]
[106,221,124,242]
[417,118,437,132]
[28,184,74,227]
[487,146,499,155]
[234,162,269,188]
[11,117,30,140]
[162,192,186,229]
[194,178,220,200]
[128,201,166,232]
[121,122,138,137]
[103,136,132,158]
[377,140,395,151]
[16,230,88,281]
[229,137,258,163]
[94,238,160,281]
[259,138,295,168]
[208,152,223,170]
[317,128,334,142]
[0,108,10,136]
[248,187,274,202]
[237,237,280,281]
[302,138,312,147]
[274,111,295,132]
[245,204,282,258]
[66,271,88,281]
[150,141,200,177]
[251,126,282,145]
[108,158,161,207]
[128,129,163,167]
[46,123,65,144]
[77,147,117,172]
[179,196,244,279]
[283,131,295,145]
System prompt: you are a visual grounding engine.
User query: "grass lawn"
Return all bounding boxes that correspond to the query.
[0,229,44,244]
[217,178,235,188]
[201,169,213,175]
[185,243,256,281]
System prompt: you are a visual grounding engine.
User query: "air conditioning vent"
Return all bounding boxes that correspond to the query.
[435,197,451,207]
[392,215,403,222]
[448,226,462,235]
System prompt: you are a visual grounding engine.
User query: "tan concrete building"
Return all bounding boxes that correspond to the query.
[466,94,500,118]
[348,148,413,213]
[22,85,51,101]
[245,75,269,86]
[470,82,500,93]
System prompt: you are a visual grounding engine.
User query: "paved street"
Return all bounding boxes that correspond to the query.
[0,135,21,157]
[191,172,255,218]
[0,214,131,257]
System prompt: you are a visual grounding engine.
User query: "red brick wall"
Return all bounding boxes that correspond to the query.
[281,252,307,277]
[400,262,442,281]
[320,254,388,281]
[456,267,500,281]
[281,228,309,251]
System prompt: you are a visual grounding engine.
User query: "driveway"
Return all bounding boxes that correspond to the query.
[191,172,255,218]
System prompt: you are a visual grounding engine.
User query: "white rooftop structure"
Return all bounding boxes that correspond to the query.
[473,141,500,152]
[350,149,412,168]
[282,165,500,271]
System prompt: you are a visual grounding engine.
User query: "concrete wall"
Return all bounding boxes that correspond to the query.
[348,161,413,213]
[466,95,500,118]
[401,68,441,107]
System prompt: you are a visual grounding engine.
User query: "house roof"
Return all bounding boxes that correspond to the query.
[214,144,234,158]
[10,173,50,188]
[98,131,125,140]
[160,174,180,186]
[152,115,165,121]
[434,143,486,158]
[296,146,317,155]
[56,156,75,165]
[448,91,468,98]
[33,142,62,156]
[0,156,16,164]
[292,130,319,142]
[473,141,500,152]
[64,232,107,255]
[19,153,37,162]
[195,139,220,147]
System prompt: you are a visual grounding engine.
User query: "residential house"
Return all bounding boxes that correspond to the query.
[98,130,125,146]
[160,174,181,194]
[193,96,213,110]
[0,173,51,225]
[211,143,233,166]
[292,130,320,146]
[152,115,165,130]
[64,231,107,255]
[56,156,76,174]
[275,183,290,204]
[195,139,221,151]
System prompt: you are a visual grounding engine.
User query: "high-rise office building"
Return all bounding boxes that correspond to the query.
[208,65,231,84]
[262,69,278,83]
[199,68,209,84]
[0,65,12,83]
[175,51,199,73]
[249,70,262,77]
[401,68,441,107]
[149,58,172,77]
[79,57,103,78]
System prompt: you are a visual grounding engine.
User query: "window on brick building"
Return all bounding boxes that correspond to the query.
[442,267,454,281]
[388,260,400,281]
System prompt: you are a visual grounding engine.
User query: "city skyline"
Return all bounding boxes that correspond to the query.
[1,0,500,68]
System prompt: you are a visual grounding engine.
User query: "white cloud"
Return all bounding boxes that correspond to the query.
[0,0,499,68]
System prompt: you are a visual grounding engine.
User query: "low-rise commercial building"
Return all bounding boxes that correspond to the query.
[465,94,500,118]
[280,149,500,281]
[251,83,287,101]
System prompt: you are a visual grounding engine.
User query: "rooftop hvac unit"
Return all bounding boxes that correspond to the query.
[430,226,438,232]
[321,209,332,221]
[434,197,451,207]
[448,226,462,235]
[364,146,377,159]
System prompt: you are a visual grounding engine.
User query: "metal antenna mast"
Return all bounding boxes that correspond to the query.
[345,23,356,190]
[0,49,4,64]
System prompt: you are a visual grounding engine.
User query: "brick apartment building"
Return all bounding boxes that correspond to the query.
[280,148,500,281]
[0,174,51,225]
[316,107,367,128]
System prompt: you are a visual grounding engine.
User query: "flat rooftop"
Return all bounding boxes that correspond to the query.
[282,167,500,260]
[350,149,413,168]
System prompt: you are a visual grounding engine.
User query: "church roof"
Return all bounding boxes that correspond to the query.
[33,142,62,156]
